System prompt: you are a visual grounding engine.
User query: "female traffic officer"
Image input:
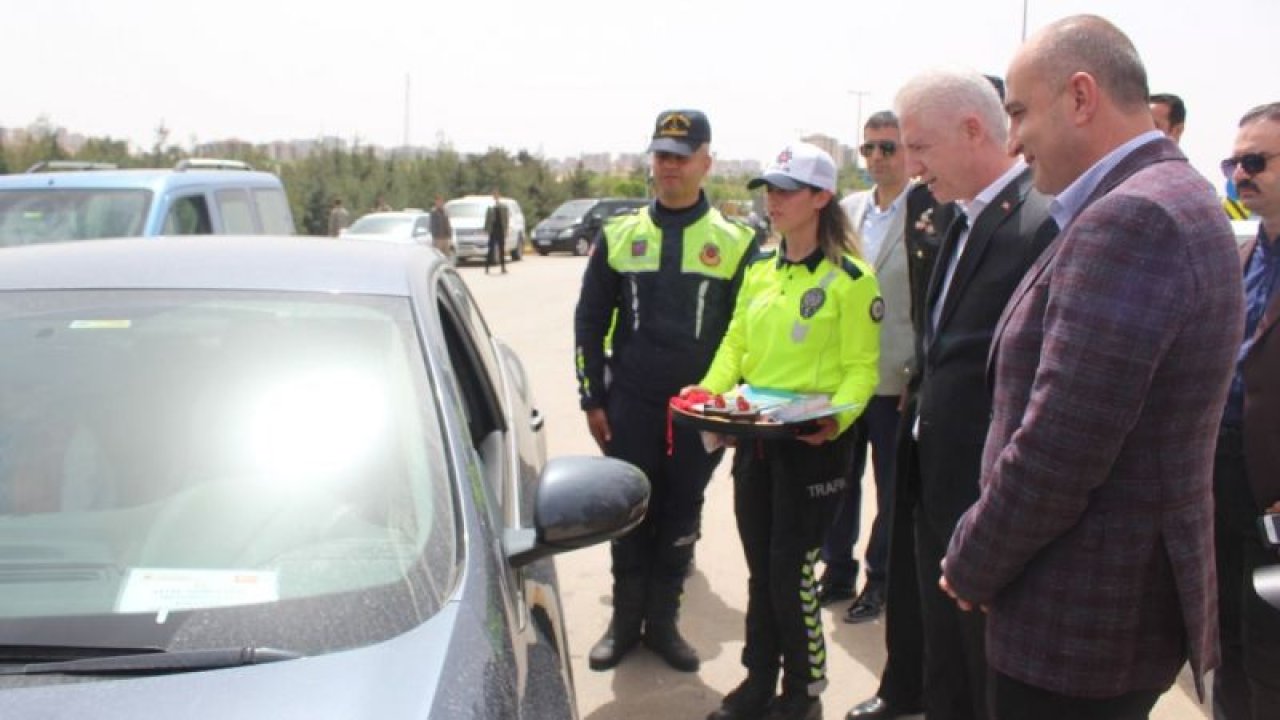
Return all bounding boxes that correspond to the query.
[690,142,881,720]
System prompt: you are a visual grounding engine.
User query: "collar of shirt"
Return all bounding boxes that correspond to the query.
[1048,130,1164,231]
[860,184,910,262]
[957,160,1027,225]
[652,190,710,229]
[776,239,824,272]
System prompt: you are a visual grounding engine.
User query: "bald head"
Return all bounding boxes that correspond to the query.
[1020,15,1149,113]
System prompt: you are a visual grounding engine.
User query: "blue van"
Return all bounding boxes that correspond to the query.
[0,159,294,246]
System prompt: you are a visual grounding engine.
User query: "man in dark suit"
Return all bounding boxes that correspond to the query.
[483,189,509,274]
[1214,101,1280,720]
[942,15,1244,719]
[844,68,1055,720]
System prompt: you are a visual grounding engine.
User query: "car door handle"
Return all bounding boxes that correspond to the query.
[530,408,545,433]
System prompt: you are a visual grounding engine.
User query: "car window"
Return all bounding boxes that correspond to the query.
[162,195,213,235]
[436,284,504,450]
[253,188,295,235]
[0,289,456,655]
[215,189,257,234]
[0,189,152,245]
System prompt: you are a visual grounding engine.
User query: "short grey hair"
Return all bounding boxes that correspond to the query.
[894,68,1008,145]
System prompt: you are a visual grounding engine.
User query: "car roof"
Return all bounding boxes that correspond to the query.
[354,211,429,220]
[0,168,284,193]
[0,236,440,296]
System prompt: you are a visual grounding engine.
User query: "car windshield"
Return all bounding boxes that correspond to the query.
[0,190,152,246]
[347,215,415,235]
[0,289,455,656]
[444,202,487,220]
[549,199,596,220]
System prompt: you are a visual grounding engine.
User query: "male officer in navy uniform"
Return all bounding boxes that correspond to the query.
[574,109,759,672]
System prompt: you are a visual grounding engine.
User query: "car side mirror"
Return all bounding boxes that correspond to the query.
[505,456,649,568]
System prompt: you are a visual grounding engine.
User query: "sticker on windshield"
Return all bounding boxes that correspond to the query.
[69,319,132,330]
[117,568,279,617]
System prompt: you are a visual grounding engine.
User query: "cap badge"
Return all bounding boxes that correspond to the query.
[700,242,721,266]
[658,113,691,138]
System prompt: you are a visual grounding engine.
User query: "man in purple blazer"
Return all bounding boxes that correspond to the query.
[1215,102,1280,720]
[941,15,1244,719]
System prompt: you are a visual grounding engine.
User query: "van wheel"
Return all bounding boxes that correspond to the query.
[511,235,524,262]
[573,236,590,256]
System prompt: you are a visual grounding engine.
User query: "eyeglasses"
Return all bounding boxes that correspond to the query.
[1220,151,1278,179]
[859,140,897,158]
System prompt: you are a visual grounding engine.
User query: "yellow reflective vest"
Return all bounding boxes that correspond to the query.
[700,245,881,435]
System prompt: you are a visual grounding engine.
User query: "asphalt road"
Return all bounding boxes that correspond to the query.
[462,252,1210,720]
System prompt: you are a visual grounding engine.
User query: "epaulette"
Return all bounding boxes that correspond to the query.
[839,256,865,281]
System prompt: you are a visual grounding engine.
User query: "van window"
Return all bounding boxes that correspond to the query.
[162,195,213,235]
[216,189,257,234]
[253,188,294,234]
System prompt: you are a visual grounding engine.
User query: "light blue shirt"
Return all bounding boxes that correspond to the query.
[1048,130,1164,231]
[859,186,909,264]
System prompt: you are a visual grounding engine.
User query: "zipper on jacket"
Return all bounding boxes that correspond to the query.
[695,279,709,339]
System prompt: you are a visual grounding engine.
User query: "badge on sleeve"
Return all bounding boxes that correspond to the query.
[799,288,826,319]
[869,297,885,323]
[631,239,648,257]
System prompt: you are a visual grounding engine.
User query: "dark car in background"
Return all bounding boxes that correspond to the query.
[532,197,647,256]
[0,236,648,719]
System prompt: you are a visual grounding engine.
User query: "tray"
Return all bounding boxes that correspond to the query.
[670,404,819,439]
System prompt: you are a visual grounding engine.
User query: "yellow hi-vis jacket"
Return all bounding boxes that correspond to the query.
[700,245,881,435]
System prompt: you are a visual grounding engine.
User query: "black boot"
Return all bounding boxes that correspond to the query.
[588,615,642,671]
[643,619,699,672]
[589,573,645,672]
[707,674,778,720]
[767,692,821,720]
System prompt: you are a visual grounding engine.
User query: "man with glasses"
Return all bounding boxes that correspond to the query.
[820,112,913,629]
[1213,101,1280,720]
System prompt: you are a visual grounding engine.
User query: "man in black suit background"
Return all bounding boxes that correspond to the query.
[843,67,1055,720]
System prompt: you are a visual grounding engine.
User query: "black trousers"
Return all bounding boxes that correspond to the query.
[873,398,925,710]
[486,233,506,271]
[605,388,722,623]
[916,503,988,720]
[733,430,856,697]
[989,671,1161,720]
[1212,431,1280,720]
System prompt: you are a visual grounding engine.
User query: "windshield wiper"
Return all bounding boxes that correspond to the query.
[0,646,302,676]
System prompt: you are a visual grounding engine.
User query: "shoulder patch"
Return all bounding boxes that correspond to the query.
[839,256,864,281]
[869,296,885,323]
[750,248,778,265]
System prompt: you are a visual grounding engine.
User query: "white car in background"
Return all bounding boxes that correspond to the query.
[341,210,437,246]
[445,196,526,263]
[1233,218,1260,246]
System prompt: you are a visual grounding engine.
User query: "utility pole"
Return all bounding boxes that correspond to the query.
[1021,0,1029,41]
[403,73,411,149]
[848,90,870,167]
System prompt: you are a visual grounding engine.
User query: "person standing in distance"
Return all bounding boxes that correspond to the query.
[1213,101,1280,720]
[692,141,880,720]
[574,109,759,674]
[483,189,509,274]
[429,193,454,262]
[820,111,913,627]
[942,15,1243,718]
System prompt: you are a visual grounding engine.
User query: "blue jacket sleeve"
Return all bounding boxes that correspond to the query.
[573,237,618,410]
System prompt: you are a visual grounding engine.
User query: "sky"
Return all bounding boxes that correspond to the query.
[5,0,1279,186]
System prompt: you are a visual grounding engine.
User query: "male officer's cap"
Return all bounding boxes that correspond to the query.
[647,110,712,156]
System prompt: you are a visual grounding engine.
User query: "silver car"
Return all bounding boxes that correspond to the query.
[0,236,647,718]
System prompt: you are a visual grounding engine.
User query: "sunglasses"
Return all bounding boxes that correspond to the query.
[1220,151,1278,179]
[859,140,898,158]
